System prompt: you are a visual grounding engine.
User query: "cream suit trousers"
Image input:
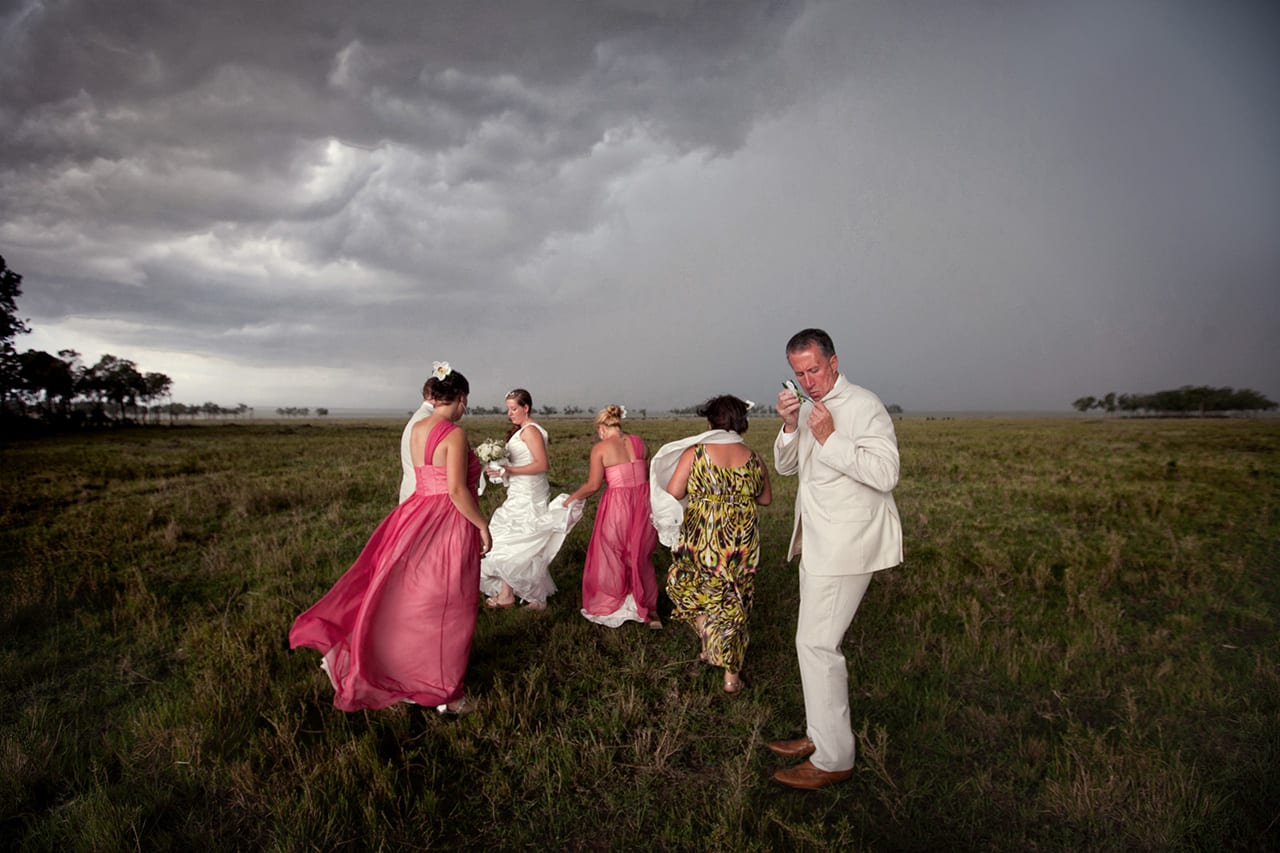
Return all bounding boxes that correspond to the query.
[797,563,875,772]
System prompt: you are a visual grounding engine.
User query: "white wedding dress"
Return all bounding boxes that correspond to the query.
[479,423,582,606]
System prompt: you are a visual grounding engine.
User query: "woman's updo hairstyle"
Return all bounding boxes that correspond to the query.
[506,388,533,412]
[697,395,750,434]
[425,370,470,404]
[595,404,625,431]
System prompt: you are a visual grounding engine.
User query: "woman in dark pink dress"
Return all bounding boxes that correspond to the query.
[289,366,491,712]
[568,405,660,628]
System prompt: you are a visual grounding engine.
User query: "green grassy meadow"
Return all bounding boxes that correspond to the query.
[1,416,1277,851]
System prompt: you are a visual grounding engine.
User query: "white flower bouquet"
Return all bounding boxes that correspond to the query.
[475,438,509,488]
[476,438,507,464]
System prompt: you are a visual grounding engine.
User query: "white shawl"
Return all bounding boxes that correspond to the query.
[648,429,745,548]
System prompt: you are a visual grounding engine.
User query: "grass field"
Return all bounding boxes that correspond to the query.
[1,415,1277,851]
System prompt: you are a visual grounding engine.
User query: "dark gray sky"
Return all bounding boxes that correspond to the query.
[3,0,1278,412]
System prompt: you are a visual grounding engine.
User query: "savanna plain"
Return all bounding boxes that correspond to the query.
[1,415,1277,851]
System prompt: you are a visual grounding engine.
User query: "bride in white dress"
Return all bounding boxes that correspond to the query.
[480,388,581,609]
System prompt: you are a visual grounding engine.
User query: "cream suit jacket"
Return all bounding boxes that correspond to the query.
[773,374,903,576]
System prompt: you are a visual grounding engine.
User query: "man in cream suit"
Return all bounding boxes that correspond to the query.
[768,328,903,790]
[398,380,435,504]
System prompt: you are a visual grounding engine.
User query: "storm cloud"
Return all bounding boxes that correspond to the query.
[3,0,1277,412]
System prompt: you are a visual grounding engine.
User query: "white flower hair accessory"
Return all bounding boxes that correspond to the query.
[744,399,755,410]
[432,361,452,380]
[619,405,628,419]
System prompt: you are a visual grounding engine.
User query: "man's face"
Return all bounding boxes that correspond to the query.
[787,345,839,402]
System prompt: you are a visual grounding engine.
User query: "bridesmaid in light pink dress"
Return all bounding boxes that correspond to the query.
[289,367,492,713]
[567,405,660,628]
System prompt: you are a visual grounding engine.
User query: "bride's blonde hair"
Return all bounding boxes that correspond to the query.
[595,404,624,431]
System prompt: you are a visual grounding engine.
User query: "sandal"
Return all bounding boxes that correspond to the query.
[485,596,516,609]
[522,600,547,611]
[439,695,478,715]
[723,673,742,694]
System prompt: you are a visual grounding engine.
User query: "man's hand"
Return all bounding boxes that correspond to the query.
[776,389,801,432]
[808,400,834,444]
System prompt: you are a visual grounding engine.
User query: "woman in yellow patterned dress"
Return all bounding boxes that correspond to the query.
[661,396,771,693]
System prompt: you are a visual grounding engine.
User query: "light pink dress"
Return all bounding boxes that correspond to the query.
[581,434,659,627]
[289,420,482,710]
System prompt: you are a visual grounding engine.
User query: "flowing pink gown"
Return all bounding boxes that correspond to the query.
[289,420,482,711]
[581,434,659,626]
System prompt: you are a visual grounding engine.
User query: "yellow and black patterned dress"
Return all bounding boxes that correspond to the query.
[666,445,765,673]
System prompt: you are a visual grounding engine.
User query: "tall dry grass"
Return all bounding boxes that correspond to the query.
[1,416,1277,850]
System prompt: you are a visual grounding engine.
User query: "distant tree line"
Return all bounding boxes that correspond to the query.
[0,255,257,431]
[1072,386,1277,416]
[671,401,771,416]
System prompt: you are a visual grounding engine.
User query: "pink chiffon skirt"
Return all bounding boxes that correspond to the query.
[289,491,481,711]
[581,462,658,626]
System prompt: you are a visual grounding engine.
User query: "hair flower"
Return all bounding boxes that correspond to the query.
[432,361,452,380]
[744,399,755,410]
[619,405,628,419]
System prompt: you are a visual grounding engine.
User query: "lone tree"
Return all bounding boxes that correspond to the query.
[83,354,145,420]
[18,349,77,420]
[0,255,32,409]
[0,256,29,344]
[142,371,173,423]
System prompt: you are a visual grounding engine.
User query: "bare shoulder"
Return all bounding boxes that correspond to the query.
[597,434,628,464]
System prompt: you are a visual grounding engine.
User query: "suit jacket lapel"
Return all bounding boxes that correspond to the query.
[798,374,848,474]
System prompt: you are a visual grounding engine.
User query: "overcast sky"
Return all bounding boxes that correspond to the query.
[2,0,1277,413]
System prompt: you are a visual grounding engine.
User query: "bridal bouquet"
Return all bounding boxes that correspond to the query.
[475,438,509,487]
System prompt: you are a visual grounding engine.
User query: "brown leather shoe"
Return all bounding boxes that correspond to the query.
[766,736,816,758]
[771,759,852,790]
